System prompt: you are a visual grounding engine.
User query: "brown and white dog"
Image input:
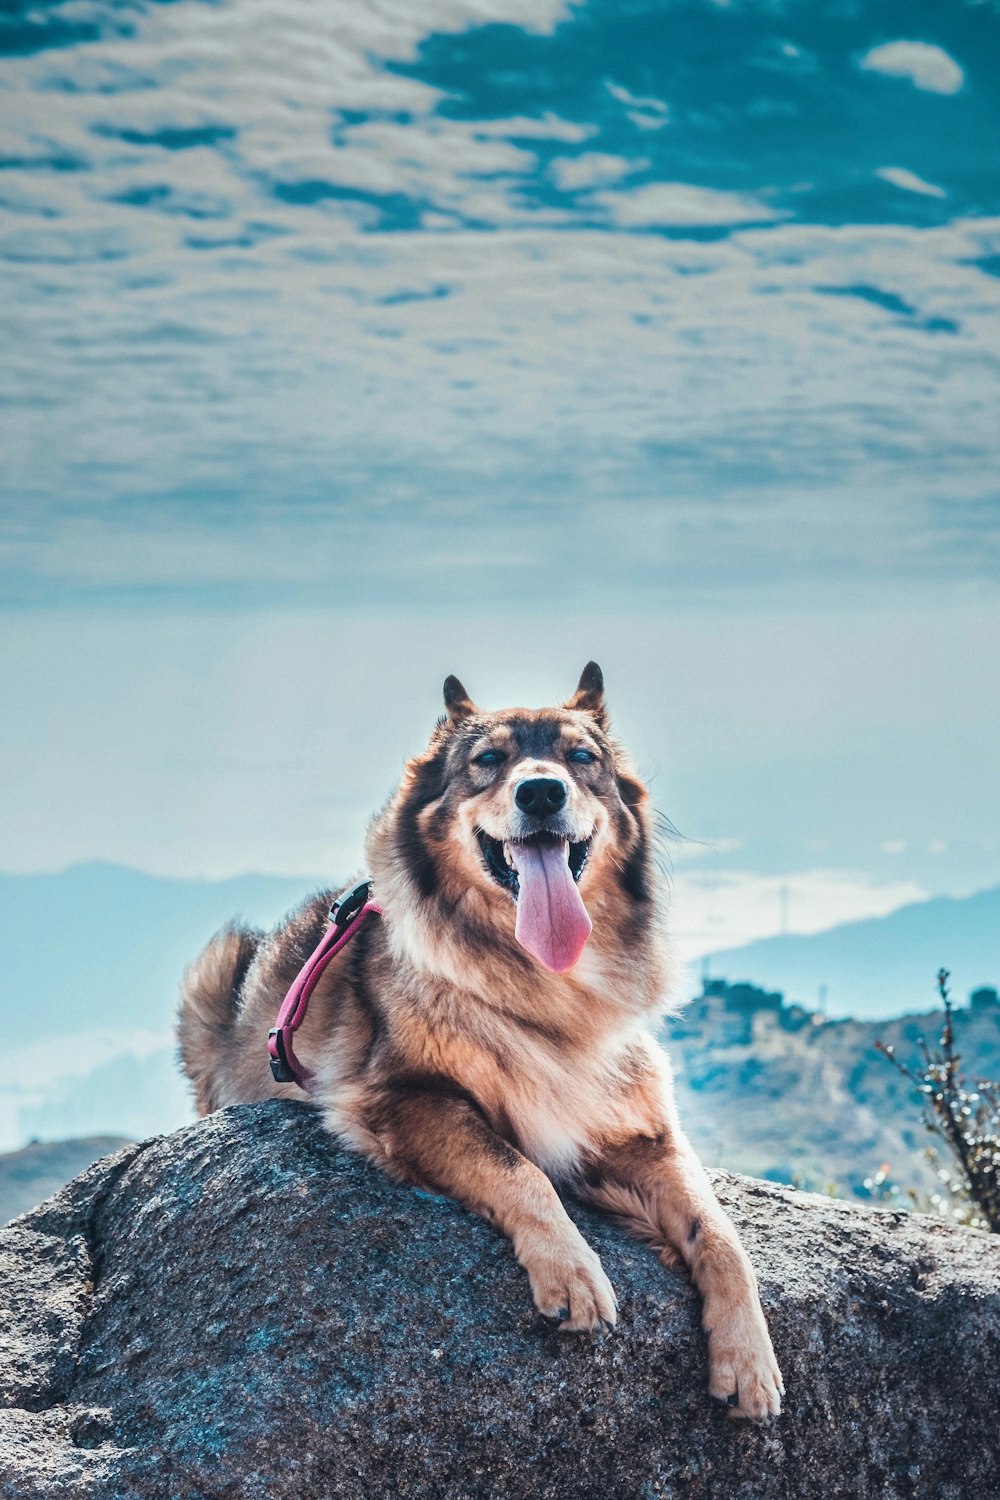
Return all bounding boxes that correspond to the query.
[177,664,783,1420]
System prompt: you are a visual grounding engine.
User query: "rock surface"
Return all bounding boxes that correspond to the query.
[1,1100,998,1499]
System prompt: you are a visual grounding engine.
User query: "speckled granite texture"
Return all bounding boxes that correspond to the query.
[1,1100,998,1499]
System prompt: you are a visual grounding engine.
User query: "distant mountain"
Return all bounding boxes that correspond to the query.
[705,886,1000,1020]
[0,1135,131,1225]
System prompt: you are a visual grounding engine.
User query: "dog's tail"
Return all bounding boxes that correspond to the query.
[177,923,262,1116]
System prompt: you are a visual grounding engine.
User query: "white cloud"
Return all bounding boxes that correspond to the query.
[605,80,669,116]
[670,868,927,974]
[549,152,643,192]
[876,166,947,199]
[604,78,670,131]
[288,119,538,207]
[3,214,998,554]
[473,114,595,143]
[1,0,999,617]
[859,41,965,96]
[2,0,582,241]
[0,1026,176,1153]
[593,181,781,227]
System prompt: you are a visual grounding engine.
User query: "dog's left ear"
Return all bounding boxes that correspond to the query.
[565,661,607,727]
[442,674,478,725]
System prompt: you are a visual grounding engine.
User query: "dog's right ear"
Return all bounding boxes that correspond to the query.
[442,674,478,725]
[564,661,607,728]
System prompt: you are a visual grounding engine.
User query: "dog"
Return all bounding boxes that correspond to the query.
[178,663,783,1420]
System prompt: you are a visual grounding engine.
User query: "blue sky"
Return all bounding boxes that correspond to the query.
[1,0,999,960]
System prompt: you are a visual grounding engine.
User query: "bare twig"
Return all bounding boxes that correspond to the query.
[876,969,1000,1233]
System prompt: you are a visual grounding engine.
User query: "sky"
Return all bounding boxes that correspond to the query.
[1,0,999,966]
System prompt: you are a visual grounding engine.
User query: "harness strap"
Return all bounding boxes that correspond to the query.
[267,880,382,1092]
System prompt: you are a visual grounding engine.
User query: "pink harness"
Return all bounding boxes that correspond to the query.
[268,880,382,1092]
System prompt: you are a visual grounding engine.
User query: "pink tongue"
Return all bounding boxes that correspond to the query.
[507,838,593,973]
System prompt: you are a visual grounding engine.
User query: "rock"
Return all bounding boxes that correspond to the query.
[1,1101,998,1499]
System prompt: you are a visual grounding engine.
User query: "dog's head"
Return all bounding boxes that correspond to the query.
[368,664,656,976]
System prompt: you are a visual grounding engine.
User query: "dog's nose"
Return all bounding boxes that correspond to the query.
[514,777,568,816]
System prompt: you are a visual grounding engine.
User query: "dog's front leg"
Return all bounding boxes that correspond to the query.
[361,1083,617,1332]
[584,1130,783,1420]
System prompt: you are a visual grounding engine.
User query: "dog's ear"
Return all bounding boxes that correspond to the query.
[442,674,478,725]
[565,661,607,727]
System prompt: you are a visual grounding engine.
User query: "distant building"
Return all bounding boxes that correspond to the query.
[681,977,818,1045]
[970,986,999,1012]
[779,1003,814,1034]
[701,978,783,1015]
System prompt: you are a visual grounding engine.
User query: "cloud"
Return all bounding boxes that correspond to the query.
[3,213,999,613]
[876,166,947,199]
[604,78,670,131]
[1,0,999,616]
[669,868,927,972]
[592,181,782,227]
[473,114,595,143]
[859,41,965,96]
[548,152,643,191]
[280,118,539,217]
[0,1024,178,1153]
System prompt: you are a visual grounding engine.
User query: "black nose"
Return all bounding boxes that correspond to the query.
[515,777,568,816]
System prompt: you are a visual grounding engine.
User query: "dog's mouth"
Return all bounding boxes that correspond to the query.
[476,830,592,893]
[475,830,594,973]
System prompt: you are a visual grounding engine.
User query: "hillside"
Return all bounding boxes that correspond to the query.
[705,884,1000,1020]
[0,1136,131,1226]
[669,979,1000,1203]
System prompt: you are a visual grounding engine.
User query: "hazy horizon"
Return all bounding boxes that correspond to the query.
[2,603,997,956]
[0,858,995,1155]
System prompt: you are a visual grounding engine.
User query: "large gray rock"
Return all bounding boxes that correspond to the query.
[0,1100,997,1499]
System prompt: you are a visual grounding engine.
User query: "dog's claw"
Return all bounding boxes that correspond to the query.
[556,1307,570,1321]
[726,1391,739,1407]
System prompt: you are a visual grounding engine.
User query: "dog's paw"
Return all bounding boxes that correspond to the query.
[707,1302,784,1421]
[526,1239,618,1333]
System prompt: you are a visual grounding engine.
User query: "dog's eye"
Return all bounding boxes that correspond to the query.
[566,748,597,764]
[473,749,506,767]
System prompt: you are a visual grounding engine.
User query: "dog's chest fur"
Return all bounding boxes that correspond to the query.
[358,942,670,1183]
[438,1007,664,1182]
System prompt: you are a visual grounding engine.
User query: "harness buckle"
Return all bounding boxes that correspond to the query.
[268,1028,296,1084]
[328,879,373,930]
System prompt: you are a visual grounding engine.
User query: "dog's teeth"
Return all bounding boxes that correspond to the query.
[502,842,514,867]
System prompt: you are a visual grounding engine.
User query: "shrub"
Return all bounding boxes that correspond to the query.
[876,970,1000,1233]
